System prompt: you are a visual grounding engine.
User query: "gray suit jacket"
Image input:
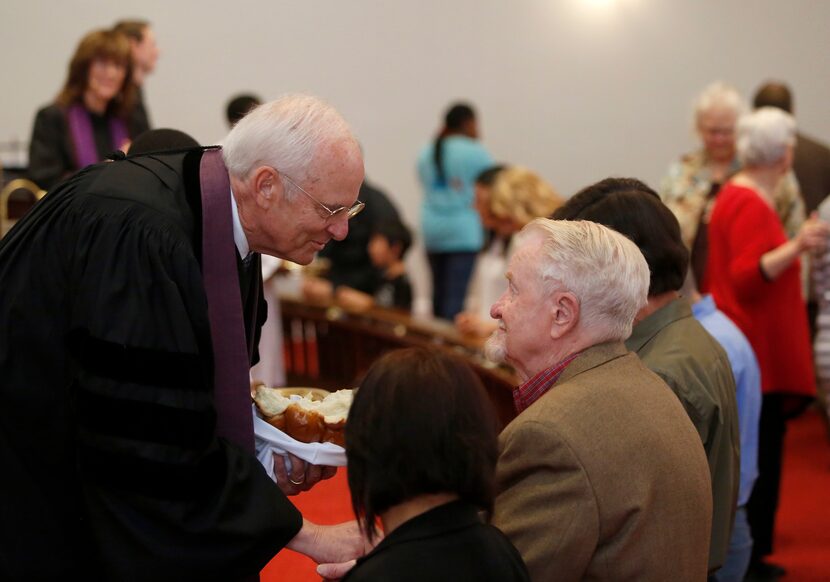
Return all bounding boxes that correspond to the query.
[493,342,712,582]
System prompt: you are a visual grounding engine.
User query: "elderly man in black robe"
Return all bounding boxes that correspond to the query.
[0,95,368,581]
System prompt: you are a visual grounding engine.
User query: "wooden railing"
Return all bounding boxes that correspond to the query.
[278,290,518,429]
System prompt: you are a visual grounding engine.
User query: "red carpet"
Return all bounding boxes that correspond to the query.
[768,408,830,580]
[261,410,830,581]
[261,468,354,582]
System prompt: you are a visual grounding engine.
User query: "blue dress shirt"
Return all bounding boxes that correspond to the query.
[692,294,761,506]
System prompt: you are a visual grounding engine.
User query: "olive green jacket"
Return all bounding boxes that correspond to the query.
[627,298,741,573]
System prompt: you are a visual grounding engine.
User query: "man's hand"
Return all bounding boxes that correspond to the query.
[273,452,336,496]
[455,312,498,338]
[287,519,377,572]
[302,277,334,303]
[797,212,830,254]
[335,287,374,312]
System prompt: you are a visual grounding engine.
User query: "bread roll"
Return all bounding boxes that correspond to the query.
[252,386,354,446]
[317,389,353,447]
[252,385,291,430]
[284,404,325,443]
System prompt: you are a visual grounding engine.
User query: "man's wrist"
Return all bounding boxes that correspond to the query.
[287,518,325,558]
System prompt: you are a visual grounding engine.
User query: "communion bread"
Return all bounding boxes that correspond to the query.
[315,389,353,447]
[252,385,291,431]
[253,387,353,446]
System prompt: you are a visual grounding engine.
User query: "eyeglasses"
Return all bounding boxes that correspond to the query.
[278,171,365,221]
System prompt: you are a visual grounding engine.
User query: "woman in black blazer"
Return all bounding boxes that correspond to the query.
[341,347,529,582]
[28,28,138,190]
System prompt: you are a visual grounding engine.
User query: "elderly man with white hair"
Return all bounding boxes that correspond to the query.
[660,82,804,288]
[707,107,830,581]
[488,218,712,582]
[0,95,370,580]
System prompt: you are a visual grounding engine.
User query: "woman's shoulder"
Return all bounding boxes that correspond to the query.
[719,182,765,204]
[715,182,778,224]
[446,135,485,151]
[34,103,65,121]
[666,150,707,175]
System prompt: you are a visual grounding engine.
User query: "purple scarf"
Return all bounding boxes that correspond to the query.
[66,103,129,170]
[199,148,256,453]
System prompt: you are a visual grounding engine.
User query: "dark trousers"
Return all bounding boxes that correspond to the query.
[747,394,788,559]
[427,251,477,321]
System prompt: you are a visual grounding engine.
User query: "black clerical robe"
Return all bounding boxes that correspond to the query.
[0,149,301,581]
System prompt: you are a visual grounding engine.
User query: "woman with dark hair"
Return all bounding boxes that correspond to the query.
[417,102,494,320]
[27,28,137,190]
[341,347,529,581]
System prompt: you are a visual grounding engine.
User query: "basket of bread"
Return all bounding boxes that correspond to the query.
[251,383,354,473]
[252,384,353,446]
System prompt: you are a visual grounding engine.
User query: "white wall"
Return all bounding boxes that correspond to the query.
[3,0,829,313]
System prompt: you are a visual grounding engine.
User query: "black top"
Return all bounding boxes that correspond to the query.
[374,272,413,311]
[342,500,530,582]
[27,104,124,190]
[318,179,400,294]
[0,149,301,581]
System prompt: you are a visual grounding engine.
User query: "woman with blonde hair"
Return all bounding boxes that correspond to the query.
[28,28,137,190]
[455,166,563,337]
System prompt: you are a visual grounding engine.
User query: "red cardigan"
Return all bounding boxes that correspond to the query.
[705,183,815,397]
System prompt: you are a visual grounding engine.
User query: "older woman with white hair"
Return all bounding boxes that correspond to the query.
[707,107,830,579]
[661,82,804,288]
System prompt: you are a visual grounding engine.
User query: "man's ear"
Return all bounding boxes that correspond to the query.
[250,166,279,209]
[549,290,580,339]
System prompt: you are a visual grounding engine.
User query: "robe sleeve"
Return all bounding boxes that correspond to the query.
[65,211,301,580]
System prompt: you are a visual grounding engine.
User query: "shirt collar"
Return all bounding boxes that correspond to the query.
[626,297,692,353]
[513,351,582,414]
[691,294,716,319]
[230,188,250,259]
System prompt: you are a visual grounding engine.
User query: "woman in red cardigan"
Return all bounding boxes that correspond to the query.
[706,106,830,580]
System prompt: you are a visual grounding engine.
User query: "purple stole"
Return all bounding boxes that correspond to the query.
[198,148,256,453]
[66,103,129,169]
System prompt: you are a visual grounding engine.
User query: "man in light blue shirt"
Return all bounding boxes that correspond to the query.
[686,282,762,582]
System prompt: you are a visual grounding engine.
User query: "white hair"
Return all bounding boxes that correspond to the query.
[222,93,357,185]
[518,218,650,342]
[736,107,796,167]
[693,81,747,125]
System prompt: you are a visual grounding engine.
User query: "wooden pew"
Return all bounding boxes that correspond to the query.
[277,290,518,430]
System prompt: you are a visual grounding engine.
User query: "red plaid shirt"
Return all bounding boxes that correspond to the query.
[512,352,582,413]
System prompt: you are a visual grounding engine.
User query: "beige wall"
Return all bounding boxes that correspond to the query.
[3,0,829,313]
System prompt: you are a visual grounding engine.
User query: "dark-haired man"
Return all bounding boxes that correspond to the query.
[553,178,740,576]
